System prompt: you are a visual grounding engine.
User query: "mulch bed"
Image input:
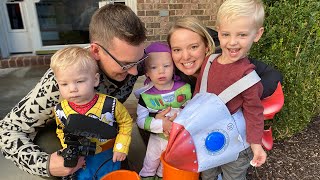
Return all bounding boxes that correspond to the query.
[247,116,320,180]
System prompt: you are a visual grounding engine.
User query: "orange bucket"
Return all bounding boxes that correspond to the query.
[161,152,199,180]
[100,170,140,180]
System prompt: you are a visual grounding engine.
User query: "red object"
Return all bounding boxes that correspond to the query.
[69,94,99,114]
[262,127,273,151]
[261,82,284,150]
[164,123,198,172]
[262,82,284,119]
[177,94,186,103]
[159,99,164,106]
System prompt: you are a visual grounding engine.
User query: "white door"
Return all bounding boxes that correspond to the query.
[2,1,32,53]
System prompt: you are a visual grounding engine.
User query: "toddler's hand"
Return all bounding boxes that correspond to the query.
[155,107,171,120]
[112,152,127,162]
[250,144,267,167]
[156,107,177,122]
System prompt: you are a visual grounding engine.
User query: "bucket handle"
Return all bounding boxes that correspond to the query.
[92,157,113,180]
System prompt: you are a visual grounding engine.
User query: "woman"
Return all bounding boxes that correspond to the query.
[164,16,282,179]
[167,17,282,98]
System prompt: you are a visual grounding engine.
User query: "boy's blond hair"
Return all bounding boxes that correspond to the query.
[167,17,215,56]
[50,46,98,74]
[217,0,265,29]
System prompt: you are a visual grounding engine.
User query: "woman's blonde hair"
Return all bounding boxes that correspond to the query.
[217,0,265,29]
[50,46,98,73]
[167,17,215,56]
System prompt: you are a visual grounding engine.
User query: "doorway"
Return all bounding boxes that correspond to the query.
[1,1,32,53]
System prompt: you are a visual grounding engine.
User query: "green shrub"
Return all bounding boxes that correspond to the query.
[250,0,320,139]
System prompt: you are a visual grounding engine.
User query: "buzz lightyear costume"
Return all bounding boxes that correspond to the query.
[136,81,192,178]
[54,93,133,179]
[136,42,192,179]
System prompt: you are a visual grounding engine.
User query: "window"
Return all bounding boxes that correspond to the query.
[36,0,137,46]
[6,3,24,30]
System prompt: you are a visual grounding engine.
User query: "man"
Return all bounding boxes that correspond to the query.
[0,4,146,178]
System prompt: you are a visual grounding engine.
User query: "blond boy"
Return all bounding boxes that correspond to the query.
[51,46,133,179]
[194,0,267,179]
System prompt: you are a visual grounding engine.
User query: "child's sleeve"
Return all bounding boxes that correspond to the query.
[136,97,164,134]
[113,100,133,154]
[242,81,265,145]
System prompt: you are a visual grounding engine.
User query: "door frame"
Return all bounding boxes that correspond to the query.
[0,8,9,58]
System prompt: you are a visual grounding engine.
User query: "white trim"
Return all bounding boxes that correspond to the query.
[126,0,137,14]
[21,1,34,53]
[104,0,137,13]
[0,5,9,58]
[27,0,41,54]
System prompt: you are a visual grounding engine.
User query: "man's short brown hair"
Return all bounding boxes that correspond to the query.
[89,4,146,48]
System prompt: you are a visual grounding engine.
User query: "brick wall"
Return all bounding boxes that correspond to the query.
[0,55,51,69]
[137,0,223,43]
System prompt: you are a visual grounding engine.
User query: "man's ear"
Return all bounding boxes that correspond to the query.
[94,73,100,87]
[254,27,264,42]
[90,44,100,61]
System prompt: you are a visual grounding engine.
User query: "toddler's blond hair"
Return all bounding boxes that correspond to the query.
[50,46,98,74]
